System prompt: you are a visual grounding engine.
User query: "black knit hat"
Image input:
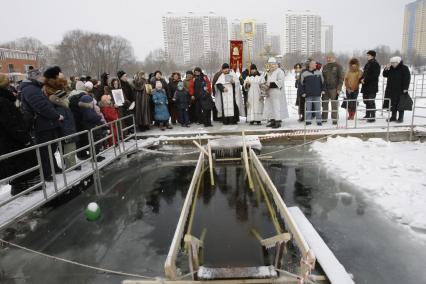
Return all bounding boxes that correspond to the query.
[186,70,193,75]
[222,63,230,69]
[250,64,257,70]
[43,66,61,79]
[194,67,202,73]
[367,50,377,57]
[117,70,126,79]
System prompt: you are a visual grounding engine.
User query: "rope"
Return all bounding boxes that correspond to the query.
[0,238,156,280]
[259,133,336,157]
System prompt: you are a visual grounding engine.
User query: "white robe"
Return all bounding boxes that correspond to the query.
[214,71,245,118]
[263,68,289,121]
[244,75,265,122]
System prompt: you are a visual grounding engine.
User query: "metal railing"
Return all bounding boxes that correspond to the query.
[303,97,392,143]
[0,115,137,230]
[410,96,426,140]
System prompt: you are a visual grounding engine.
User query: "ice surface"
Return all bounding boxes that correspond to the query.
[312,137,426,240]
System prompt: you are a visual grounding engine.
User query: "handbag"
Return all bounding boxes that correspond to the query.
[398,93,413,111]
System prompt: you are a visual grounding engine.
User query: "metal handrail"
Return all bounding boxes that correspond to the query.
[0,115,138,231]
[410,96,426,140]
[303,97,392,143]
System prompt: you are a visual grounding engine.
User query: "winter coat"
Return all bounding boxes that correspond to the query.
[120,80,135,103]
[361,58,381,94]
[78,95,102,130]
[183,78,194,96]
[200,90,215,111]
[174,90,191,110]
[150,78,169,98]
[300,69,325,97]
[100,104,119,122]
[345,69,363,92]
[322,62,344,91]
[48,94,77,141]
[20,80,61,133]
[193,75,212,98]
[152,89,170,121]
[0,87,37,179]
[383,62,411,110]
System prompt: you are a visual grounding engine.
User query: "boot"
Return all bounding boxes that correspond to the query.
[266,119,275,127]
[387,111,397,122]
[397,111,404,123]
[272,120,281,129]
[367,112,376,123]
[160,123,165,131]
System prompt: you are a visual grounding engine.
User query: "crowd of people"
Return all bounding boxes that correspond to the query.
[0,50,413,196]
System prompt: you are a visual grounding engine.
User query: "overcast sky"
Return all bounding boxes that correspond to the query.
[1,0,412,60]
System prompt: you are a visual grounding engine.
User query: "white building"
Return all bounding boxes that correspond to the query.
[266,34,281,55]
[162,12,228,66]
[230,20,268,63]
[282,10,321,56]
[321,25,334,54]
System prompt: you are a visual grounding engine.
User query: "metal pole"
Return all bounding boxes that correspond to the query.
[386,99,391,142]
[132,115,138,151]
[303,100,307,145]
[58,140,67,189]
[89,130,101,195]
[35,147,47,200]
[47,144,58,193]
[410,96,417,141]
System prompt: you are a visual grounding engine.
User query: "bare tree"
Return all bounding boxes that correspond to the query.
[53,30,136,78]
[0,37,52,68]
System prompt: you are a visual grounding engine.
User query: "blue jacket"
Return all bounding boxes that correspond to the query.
[152,90,170,121]
[300,70,325,97]
[79,95,102,130]
[20,80,61,133]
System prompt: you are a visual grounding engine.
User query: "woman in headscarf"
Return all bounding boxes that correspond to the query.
[133,71,152,131]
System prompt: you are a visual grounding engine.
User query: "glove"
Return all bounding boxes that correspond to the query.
[302,94,306,98]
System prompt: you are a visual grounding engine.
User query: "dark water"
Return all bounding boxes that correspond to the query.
[0,147,425,283]
[190,165,277,268]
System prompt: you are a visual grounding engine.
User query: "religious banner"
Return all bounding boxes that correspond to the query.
[230,40,243,73]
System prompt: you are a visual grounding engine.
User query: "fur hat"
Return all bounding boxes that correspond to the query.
[390,56,402,64]
[221,63,230,70]
[80,94,93,103]
[84,81,94,91]
[43,66,62,79]
[117,70,126,79]
[367,50,376,57]
[0,74,9,88]
[27,68,42,80]
[76,81,86,91]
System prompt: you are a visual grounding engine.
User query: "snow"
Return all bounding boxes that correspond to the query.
[311,136,426,239]
[288,206,354,284]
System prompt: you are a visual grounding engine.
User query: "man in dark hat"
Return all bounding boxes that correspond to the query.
[361,50,381,122]
[20,66,64,181]
[213,63,240,124]
[192,67,211,124]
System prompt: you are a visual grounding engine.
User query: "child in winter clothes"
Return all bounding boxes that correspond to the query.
[173,81,191,127]
[78,94,105,161]
[199,81,214,127]
[344,58,363,120]
[152,81,172,131]
[99,94,119,146]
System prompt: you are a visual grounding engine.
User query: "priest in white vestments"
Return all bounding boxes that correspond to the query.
[214,63,244,125]
[263,57,289,128]
[243,64,265,125]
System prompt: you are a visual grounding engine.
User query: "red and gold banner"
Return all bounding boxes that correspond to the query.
[230,40,243,72]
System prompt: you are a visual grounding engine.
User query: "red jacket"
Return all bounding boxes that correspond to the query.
[101,106,119,122]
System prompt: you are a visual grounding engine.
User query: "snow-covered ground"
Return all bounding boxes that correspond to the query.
[311,137,426,240]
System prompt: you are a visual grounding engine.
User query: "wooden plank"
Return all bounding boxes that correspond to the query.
[242,132,254,191]
[207,142,214,186]
[164,153,205,280]
[123,276,300,284]
[288,207,355,284]
[197,266,277,280]
[192,141,209,157]
[249,149,312,263]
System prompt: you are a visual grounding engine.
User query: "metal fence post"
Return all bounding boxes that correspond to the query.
[89,130,101,195]
[47,143,58,193]
[410,96,417,141]
[133,115,139,151]
[58,140,68,189]
[35,147,48,200]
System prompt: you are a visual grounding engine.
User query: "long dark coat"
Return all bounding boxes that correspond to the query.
[382,62,411,111]
[0,88,38,180]
[361,58,381,94]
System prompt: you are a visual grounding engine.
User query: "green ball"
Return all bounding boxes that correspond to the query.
[85,202,100,221]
